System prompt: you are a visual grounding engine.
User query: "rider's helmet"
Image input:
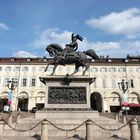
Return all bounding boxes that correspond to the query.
[71,33,77,42]
[71,33,83,42]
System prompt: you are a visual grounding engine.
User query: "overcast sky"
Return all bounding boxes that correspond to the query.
[0,0,140,58]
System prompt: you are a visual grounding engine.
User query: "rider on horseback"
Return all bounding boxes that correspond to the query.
[61,33,83,60]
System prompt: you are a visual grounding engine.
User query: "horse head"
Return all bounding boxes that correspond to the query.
[46,43,63,57]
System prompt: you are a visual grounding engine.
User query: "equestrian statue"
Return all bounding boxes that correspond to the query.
[45,33,99,75]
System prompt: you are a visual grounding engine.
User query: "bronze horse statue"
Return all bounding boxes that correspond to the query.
[45,43,99,75]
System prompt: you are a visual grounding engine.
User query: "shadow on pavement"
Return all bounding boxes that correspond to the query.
[110,134,128,140]
[72,134,84,140]
[32,134,41,140]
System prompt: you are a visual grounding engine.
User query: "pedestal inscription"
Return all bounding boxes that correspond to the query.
[48,87,86,104]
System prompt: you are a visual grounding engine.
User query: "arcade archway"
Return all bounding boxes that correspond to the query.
[0,92,8,111]
[18,92,29,111]
[90,92,102,112]
[129,92,140,114]
[109,92,121,112]
[129,92,139,104]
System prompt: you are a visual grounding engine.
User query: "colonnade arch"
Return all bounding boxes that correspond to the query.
[18,92,29,111]
[90,92,102,112]
[109,92,121,112]
[129,92,140,104]
[0,92,8,111]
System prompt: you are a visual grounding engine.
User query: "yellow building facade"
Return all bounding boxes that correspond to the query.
[0,56,140,113]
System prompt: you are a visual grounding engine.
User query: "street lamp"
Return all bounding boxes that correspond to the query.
[7,80,18,111]
[118,79,129,114]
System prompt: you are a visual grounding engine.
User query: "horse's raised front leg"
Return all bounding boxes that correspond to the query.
[51,64,58,75]
[82,64,89,75]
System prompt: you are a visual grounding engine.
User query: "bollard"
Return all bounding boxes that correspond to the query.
[0,116,4,139]
[8,113,13,125]
[130,118,139,140]
[86,120,93,140]
[122,115,127,124]
[41,120,49,140]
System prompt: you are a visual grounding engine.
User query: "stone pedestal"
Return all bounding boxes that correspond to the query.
[39,75,95,110]
[36,75,98,138]
[36,75,98,118]
[36,75,98,139]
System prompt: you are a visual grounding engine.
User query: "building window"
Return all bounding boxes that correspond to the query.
[91,67,98,72]
[22,67,29,72]
[136,68,140,73]
[118,67,126,72]
[40,67,45,72]
[3,78,10,86]
[129,79,134,88]
[14,67,20,71]
[32,67,36,71]
[5,67,11,72]
[103,79,107,88]
[109,67,116,73]
[22,78,27,87]
[31,78,36,87]
[111,79,116,88]
[0,67,2,71]
[100,67,107,72]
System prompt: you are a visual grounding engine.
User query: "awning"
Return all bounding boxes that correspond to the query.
[122,103,140,107]
[128,103,140,107]
[121,102,129,106]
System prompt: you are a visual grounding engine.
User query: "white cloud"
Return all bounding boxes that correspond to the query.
[79,39,120,51]
[0,23,9,30]
[30,28,72,49]
[29,28,140,58]
[13,51,37,58]
[86,8,140,37]
[98,40,140,58]
[30,28,119,52]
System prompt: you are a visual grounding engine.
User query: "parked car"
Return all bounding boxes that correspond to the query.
[31,107,38,113]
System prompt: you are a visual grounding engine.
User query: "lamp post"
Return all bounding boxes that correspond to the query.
[118,79,129,114]
[7,80,18,111]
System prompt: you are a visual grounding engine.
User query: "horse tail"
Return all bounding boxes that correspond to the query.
[85,49,99,59]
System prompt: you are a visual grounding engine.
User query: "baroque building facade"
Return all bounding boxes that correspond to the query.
[0,56,140,112]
